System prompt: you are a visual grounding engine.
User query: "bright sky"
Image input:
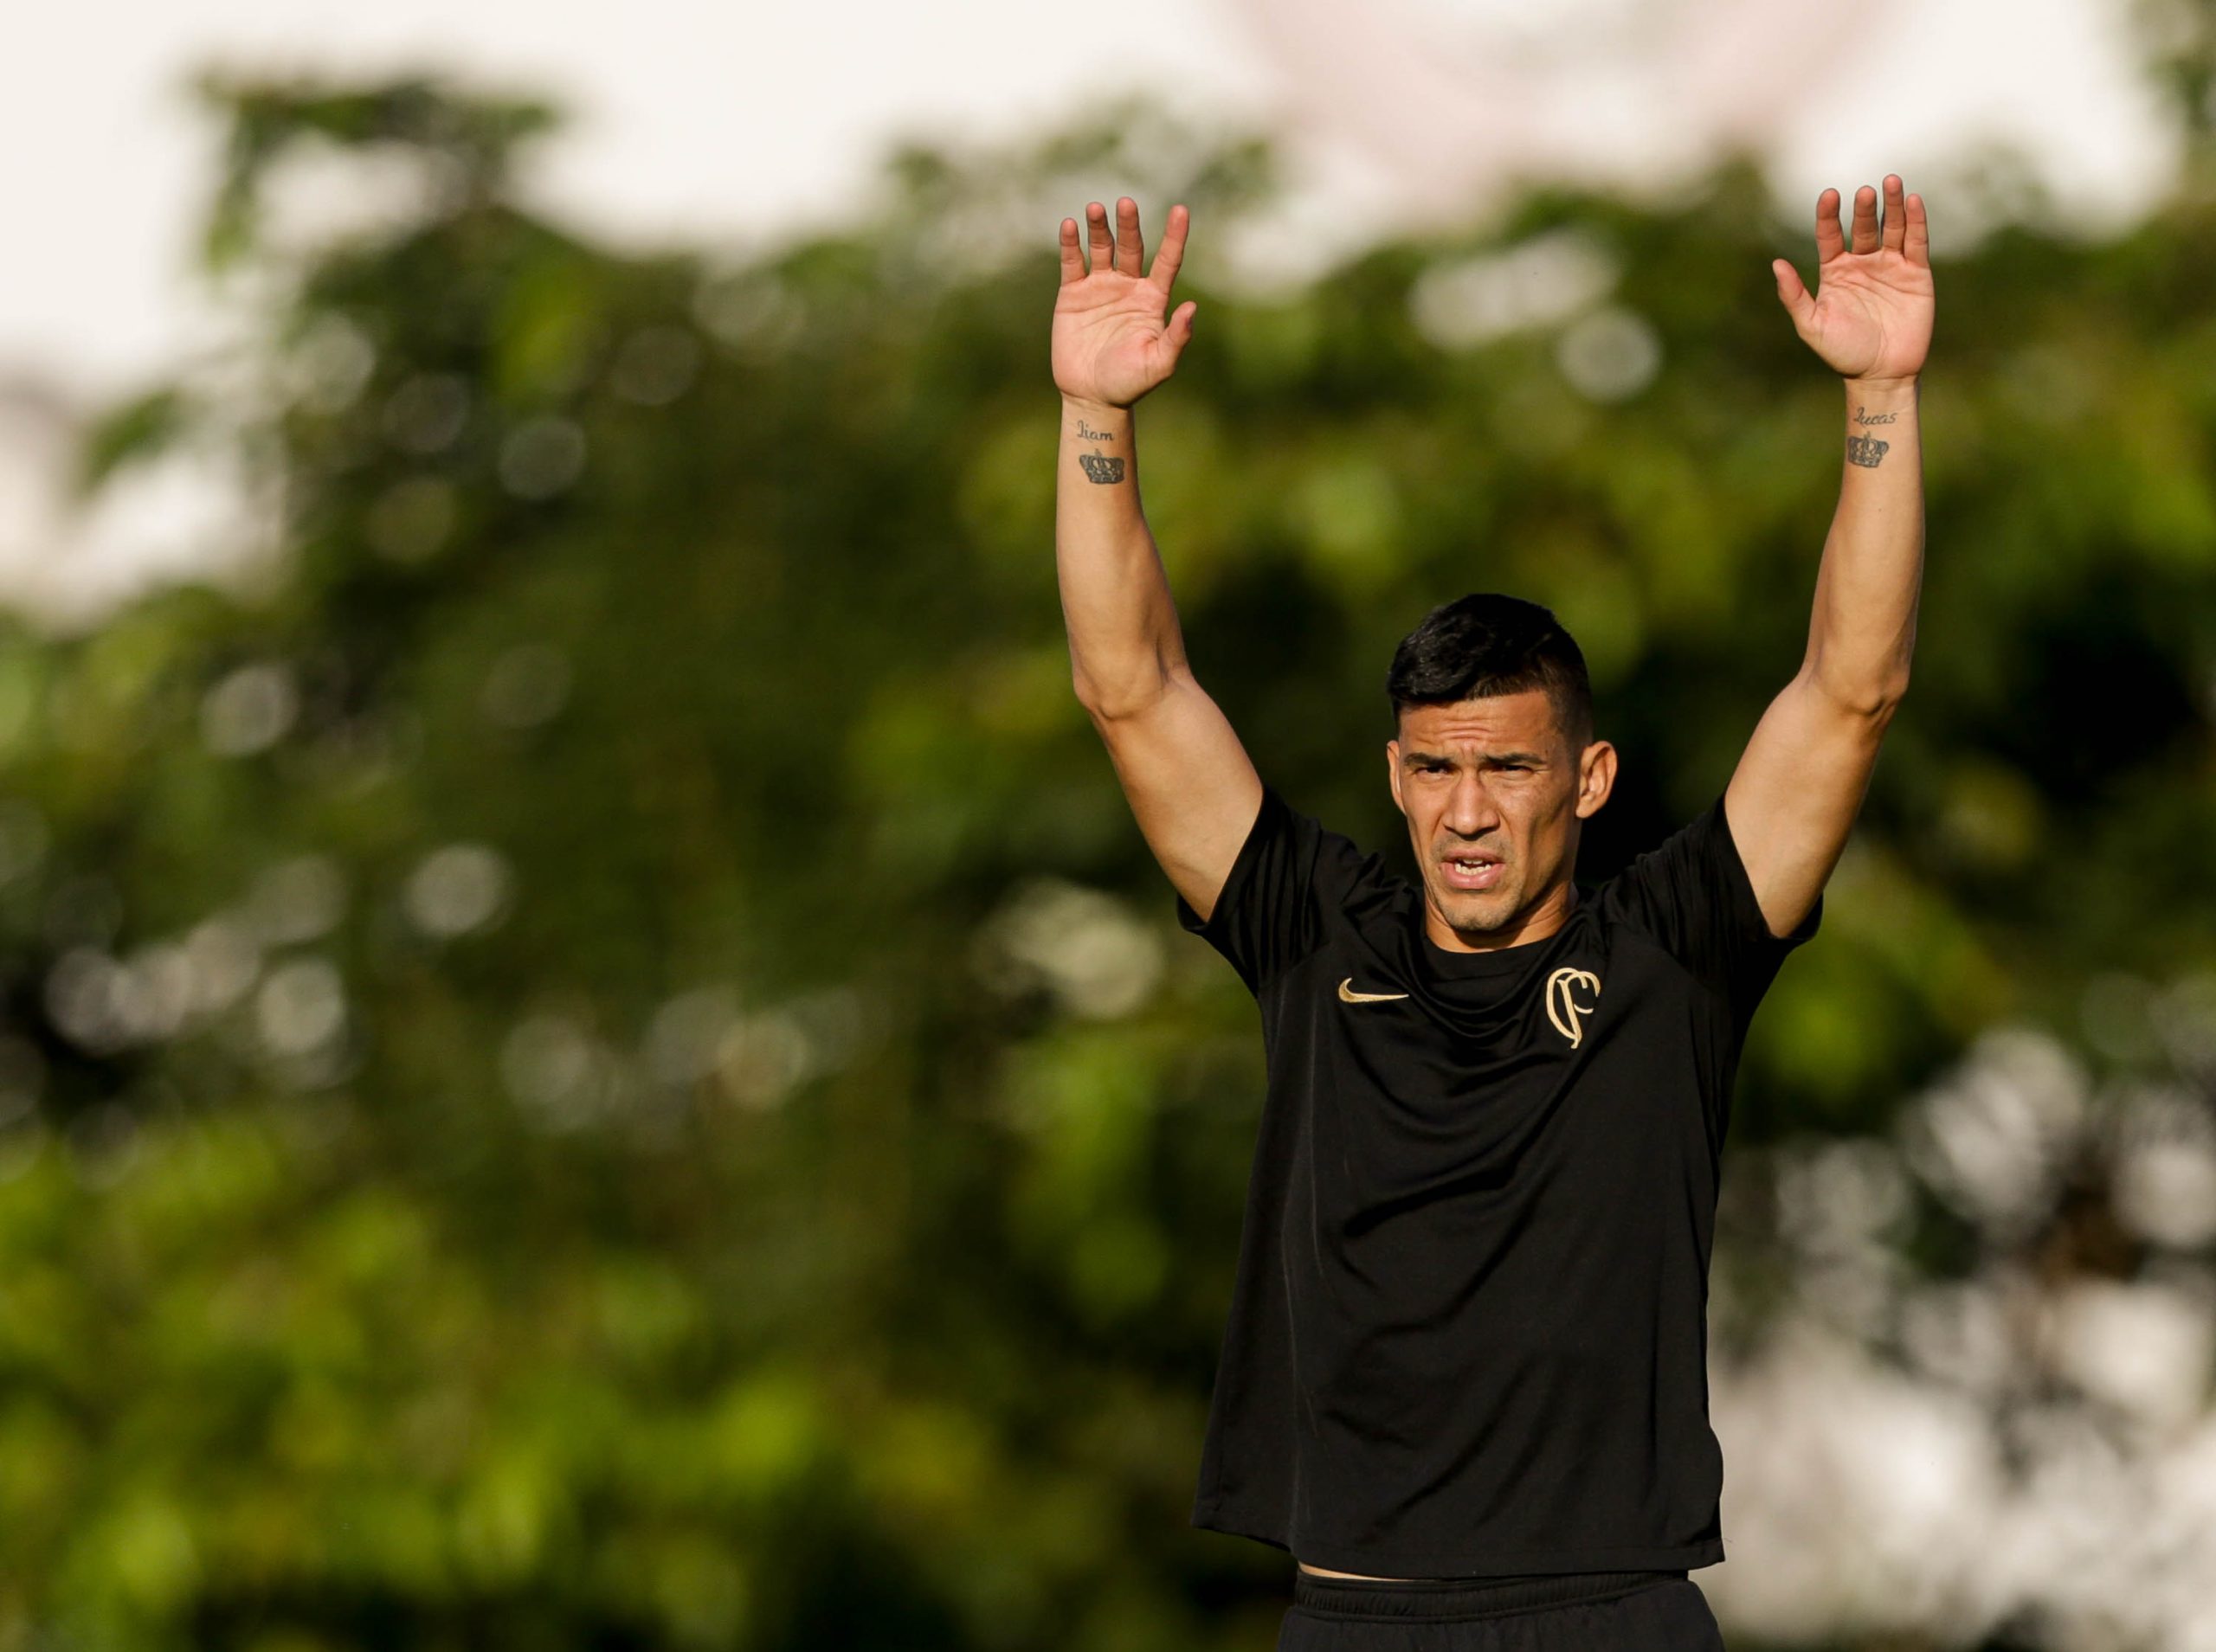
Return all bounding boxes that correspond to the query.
[0,0,2184,624]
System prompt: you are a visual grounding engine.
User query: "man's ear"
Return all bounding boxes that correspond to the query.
[1385,740,1405,814]
[1574,740,1617,820]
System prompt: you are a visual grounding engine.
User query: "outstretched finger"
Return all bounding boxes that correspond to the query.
[1115,197,1144,278]
[1150,203,1190,295]
[1880,175,1907,254]
[1773,258,1816,333]
[1086,202,1115,275]
[1058,215,1087,285]
[1814,188,1846,264]
[1850,184,1880,254]
[1905,191,1930,266]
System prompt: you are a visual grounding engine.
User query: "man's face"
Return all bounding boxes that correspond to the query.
[1386,690,1614,940]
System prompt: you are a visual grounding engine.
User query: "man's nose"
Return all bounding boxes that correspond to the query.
[1445,778,1500,835]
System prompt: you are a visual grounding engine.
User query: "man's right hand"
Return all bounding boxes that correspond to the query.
[1052,198,1197,411]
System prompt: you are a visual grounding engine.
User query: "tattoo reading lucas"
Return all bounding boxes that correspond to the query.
[1852,404,1898,427]
[1846,434,1890,468]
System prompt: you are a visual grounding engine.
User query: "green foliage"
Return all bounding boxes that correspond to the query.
[2,60,2214,1650]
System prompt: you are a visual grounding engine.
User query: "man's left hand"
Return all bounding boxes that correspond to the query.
[1773,174,1935,386]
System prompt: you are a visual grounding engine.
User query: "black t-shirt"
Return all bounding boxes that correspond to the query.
[1173,782,1821,1578]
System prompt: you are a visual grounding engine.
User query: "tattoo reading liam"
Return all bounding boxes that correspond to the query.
[1079,453,1125,484]
[1075,419,1115,442]
[1846,434,1890,468]
[1852,405,1898,426]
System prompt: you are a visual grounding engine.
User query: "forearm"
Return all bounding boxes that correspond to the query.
[1056,395,1189,716]
[1803,376,1923,710]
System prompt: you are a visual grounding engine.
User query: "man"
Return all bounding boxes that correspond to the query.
[1051,179,1931,1649]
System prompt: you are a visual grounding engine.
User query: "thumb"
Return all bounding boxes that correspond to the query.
[1772,259,1815,332]
[1167,299,1197,354]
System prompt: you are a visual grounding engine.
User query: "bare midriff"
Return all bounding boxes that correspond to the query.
[1297,1562,1450,1581]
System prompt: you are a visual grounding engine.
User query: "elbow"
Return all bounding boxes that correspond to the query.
[1804,664,1909,720]
[1073,672,1134,721]
[1072,668,1141,720]
[1073,658,1183,721]
[1076,679,1174,723]
[1850,676,1910,718]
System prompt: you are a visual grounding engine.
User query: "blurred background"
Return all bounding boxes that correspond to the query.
[6,0,2216,1647]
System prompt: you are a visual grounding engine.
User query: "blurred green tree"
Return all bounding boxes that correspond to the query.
[0,41,2212,1650]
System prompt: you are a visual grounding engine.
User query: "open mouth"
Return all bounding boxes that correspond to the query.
[1442,857,1503,890]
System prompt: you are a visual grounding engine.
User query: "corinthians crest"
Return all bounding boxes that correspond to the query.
[1545,966,1601,1047]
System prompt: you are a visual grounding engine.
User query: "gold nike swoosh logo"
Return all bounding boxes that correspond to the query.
[1337,977,1409,1003]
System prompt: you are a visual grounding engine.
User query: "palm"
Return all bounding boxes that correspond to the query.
[1774,177,1935,382]
[1053,198,1196,408]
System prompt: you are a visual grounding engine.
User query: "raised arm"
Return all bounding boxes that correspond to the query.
[1054,197,1261,921]
[1726,175,1934,935]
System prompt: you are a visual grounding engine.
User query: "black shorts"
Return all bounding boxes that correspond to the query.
[1277,1568,1724,1651]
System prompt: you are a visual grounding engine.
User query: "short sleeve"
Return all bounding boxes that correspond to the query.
[1173,783,1369,997]
[1601,789,1823,1030]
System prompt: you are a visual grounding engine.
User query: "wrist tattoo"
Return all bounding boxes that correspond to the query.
[1852,403,1897,426]
[1846,434,1890,468]
[1074,416,1124,483]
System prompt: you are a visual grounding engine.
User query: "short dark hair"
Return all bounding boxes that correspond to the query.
[1385,594,1594,752]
